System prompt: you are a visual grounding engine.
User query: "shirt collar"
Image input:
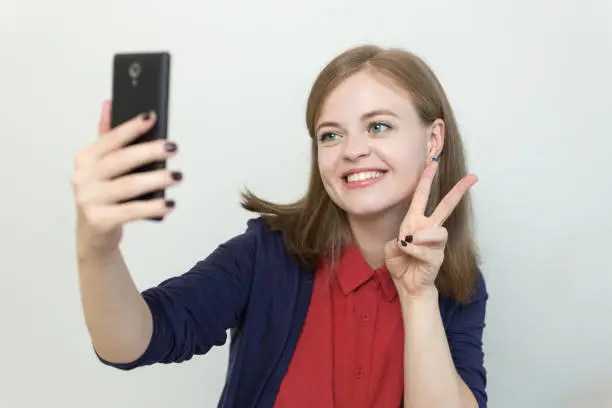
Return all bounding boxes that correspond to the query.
[334,245,397,302]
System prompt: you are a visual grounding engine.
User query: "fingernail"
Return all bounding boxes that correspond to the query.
[400,240,407,247]
[165,200,175,208]
[432,157,437,162]
[164,142,177,152]
[142,112,151,120]
[405,235,413,243]
[171,171,182,181]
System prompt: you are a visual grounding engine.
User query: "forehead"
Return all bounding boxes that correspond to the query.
[317,70,415,122]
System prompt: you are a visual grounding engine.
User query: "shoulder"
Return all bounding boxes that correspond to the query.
[242,216,287,254]
[219,217,280,251]
[442,268,488,306]
[217,217,295,267]
[245,216,281,240]
[468,268,488,303]
[439,268,488,329]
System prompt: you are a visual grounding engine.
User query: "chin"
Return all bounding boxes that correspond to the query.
[337,197,405,220]
[323,181,410,220]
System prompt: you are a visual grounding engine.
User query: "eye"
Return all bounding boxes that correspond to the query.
[369,122,392,133]
[318,132,341,142]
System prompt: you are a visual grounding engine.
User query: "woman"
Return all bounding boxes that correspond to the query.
[72,44,488,408]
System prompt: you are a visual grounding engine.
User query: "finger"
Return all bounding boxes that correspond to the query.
[397,240,443,266]
[91,199,176,227]
[403,227,447,247]
[95,138,178,180]
[408,160,439,218]
[117,198,176,223]
[104,169,182,204]
[92,111,157,157]
[430,173,478,225]
[98,100,112,135]
[71,101,114,170]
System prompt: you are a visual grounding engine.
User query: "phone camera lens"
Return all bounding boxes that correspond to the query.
[129,62,142,79]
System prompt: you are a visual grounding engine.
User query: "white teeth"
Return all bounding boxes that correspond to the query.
[346,171,384,183]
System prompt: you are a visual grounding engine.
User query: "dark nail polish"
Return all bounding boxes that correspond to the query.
[405,235,413,243]
[400,240,407,247]
[165,200,175,208]
[142,112,150,120]
[171,171,183,181]
[164,142,177,152]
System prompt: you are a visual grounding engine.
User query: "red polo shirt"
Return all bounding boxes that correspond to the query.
[274,245,405,407]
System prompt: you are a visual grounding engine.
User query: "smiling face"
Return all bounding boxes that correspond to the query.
[315,70,444,220]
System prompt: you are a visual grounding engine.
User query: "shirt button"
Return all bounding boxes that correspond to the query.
[356,367,364,379]
[361,313,369,322]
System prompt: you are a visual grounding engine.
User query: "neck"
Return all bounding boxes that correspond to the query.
[348,202,409,269]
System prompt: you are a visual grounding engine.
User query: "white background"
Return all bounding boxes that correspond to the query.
[1,0,611,407]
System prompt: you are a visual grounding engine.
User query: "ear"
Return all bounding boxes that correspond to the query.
[427,119,445,160]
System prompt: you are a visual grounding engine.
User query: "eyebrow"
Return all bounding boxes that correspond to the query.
[316,109,399,133]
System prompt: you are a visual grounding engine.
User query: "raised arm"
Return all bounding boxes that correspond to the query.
[72,101,256,368]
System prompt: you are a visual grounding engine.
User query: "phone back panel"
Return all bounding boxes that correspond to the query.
[111,52,171,202]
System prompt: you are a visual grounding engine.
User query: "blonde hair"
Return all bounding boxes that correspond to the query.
[241,44,480,304]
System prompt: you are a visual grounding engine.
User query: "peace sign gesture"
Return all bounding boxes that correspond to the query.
[384,159,478,298]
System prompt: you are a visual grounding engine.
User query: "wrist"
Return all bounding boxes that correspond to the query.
[76,238,120,265]
[398,285,439,307]
[76,228,119,263]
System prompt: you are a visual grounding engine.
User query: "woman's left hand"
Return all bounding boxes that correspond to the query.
[384,160,478,298]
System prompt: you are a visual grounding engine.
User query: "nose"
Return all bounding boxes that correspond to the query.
[342,134,371,161]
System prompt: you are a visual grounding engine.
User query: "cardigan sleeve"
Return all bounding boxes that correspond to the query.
[446,271,489,408]
[96,221,259,370]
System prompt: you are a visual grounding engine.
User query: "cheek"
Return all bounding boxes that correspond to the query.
[377,138,426,180]
[317,149,339,183]
[395,160,423,190]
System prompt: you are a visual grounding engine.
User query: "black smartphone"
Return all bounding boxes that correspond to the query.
[111,52,171,205]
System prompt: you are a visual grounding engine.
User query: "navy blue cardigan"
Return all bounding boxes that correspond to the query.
[98,217,488,407]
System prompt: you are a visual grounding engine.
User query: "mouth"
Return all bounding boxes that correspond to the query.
[342,169,388,189]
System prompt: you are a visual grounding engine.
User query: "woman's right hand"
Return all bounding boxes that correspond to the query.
[71,101,181,255]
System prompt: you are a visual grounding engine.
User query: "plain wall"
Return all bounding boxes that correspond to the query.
[1,0,611,407]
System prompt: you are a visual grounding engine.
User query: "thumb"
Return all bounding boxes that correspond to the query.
[98,100,112,136]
